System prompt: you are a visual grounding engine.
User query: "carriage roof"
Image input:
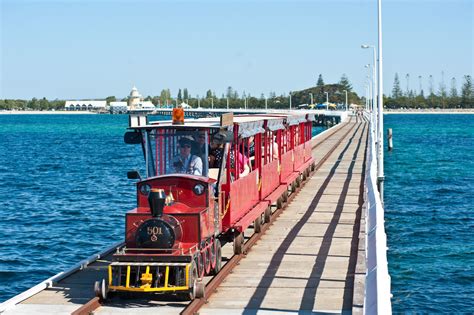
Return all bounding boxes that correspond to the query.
[129,112,311,137]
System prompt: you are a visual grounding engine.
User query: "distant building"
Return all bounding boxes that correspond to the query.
[127,86,156,112]
[65,100,106,111]
[109,101,128,114]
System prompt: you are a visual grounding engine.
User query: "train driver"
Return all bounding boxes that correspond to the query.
[169,136,203,176]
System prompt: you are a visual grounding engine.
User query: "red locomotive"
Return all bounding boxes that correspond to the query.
[94,110,315,300]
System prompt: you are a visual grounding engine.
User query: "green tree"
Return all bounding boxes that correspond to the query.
[206,89,213,99]
[317,74,324,87]
[338,74,352,92]
[392,73,402,98]
[183,88,189,100]
[177,89,182,101]
[105,96,116,104]
[39,97,49,110]
[461,75,473,108]
[160,89,171,105]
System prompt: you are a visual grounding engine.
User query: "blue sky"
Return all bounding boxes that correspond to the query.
[0,0,472,100]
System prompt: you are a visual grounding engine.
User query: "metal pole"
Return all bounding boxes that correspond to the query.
[289,93,292,110]
[265,97,268,110]
[211,98,214,109]
[325,92,328,110]
[227,97,229,110]
[344,90,348,111]
[310,93,313,105]
[377,0,385,202]
[372,46,377,119]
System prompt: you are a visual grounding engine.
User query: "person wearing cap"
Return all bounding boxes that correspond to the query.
[209,133,225,168]
[169,136,203,175]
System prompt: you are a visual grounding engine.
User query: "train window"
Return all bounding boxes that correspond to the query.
[144,129,210,178]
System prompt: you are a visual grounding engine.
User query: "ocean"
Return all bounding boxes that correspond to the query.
[384,114,474,312]
[0,114,472,313]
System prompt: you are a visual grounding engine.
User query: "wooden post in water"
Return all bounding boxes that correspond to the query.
[387,128,393,151]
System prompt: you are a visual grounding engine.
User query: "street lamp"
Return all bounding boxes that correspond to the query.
[324,92,329,110]
[361,44,377,109]
[289,92,292,110]
[309,93,314,105]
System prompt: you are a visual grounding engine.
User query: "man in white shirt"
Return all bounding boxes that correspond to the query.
[170,136,203,176]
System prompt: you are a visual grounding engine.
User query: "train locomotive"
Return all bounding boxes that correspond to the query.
[94,110,316,300]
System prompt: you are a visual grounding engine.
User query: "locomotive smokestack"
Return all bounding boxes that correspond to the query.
[148,188,166,217]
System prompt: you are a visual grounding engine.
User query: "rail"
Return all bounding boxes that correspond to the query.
[364,115,392,314]
[0,241,124,313]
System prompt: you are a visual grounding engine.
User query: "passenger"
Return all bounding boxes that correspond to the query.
[209,133,225,168]
[230,146,250,178]
[169,136,203,175]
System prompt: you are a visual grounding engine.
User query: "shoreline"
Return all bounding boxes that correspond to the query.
[0,110,97,115]
[1,109,473,115]
[384,109,474,114]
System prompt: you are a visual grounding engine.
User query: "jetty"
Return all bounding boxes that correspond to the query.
[0,111,391,315]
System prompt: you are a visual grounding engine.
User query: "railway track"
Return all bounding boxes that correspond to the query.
[72,118,360,315]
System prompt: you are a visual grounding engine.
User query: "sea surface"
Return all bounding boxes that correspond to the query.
[0,114,472,313]
[384,114,474,313]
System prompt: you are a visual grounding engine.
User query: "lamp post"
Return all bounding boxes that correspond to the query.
[226,97,229,110]
[265,97,268,110]
[309,93,314,105]
[343,90,348,111]
[289,92,292,110]
[361,44,377,111]
[211,97,214,110]
[324,92,329,110]
[362,44,378,143]
[377,0,385,201]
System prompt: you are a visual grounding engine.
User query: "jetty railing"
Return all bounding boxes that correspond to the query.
[364,116,392,314]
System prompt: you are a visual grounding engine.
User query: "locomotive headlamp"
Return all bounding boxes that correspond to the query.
[193,184,205,196]
[148,188,166,217]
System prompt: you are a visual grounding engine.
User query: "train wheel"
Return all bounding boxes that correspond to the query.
[196,252,205,279]
[209,239,217,270]
[233,232,244,255]
[311,162,315,171]
[195,280,206,299]
[282,190,288,202]
[254,215,262,233]
[291,182,297,193]
[296,177,302,188]
[276,197,283,209]
[181,262,198,300]
[303,168,309,181]
[212,239,222,274]
[94,279,108,301]
[264,206,272,223]
[204,246,211,275]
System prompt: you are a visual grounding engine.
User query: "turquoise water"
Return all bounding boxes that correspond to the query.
[384,114,474,312]
[0,114,472,313]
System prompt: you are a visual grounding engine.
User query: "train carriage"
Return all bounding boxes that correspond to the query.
[94,110,315,300]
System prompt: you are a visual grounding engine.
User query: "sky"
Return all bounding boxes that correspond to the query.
[0,0,472,100]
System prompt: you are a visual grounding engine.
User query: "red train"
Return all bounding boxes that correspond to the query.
[94,110,315,300]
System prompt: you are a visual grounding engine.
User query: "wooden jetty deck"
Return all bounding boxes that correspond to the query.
[0,116,369,315]
[198,118,368,314]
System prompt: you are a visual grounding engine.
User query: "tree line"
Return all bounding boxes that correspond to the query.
[385,73,473,108]
[0,74,360,111]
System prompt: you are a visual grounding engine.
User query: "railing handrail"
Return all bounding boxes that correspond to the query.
[364,115,392,314]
